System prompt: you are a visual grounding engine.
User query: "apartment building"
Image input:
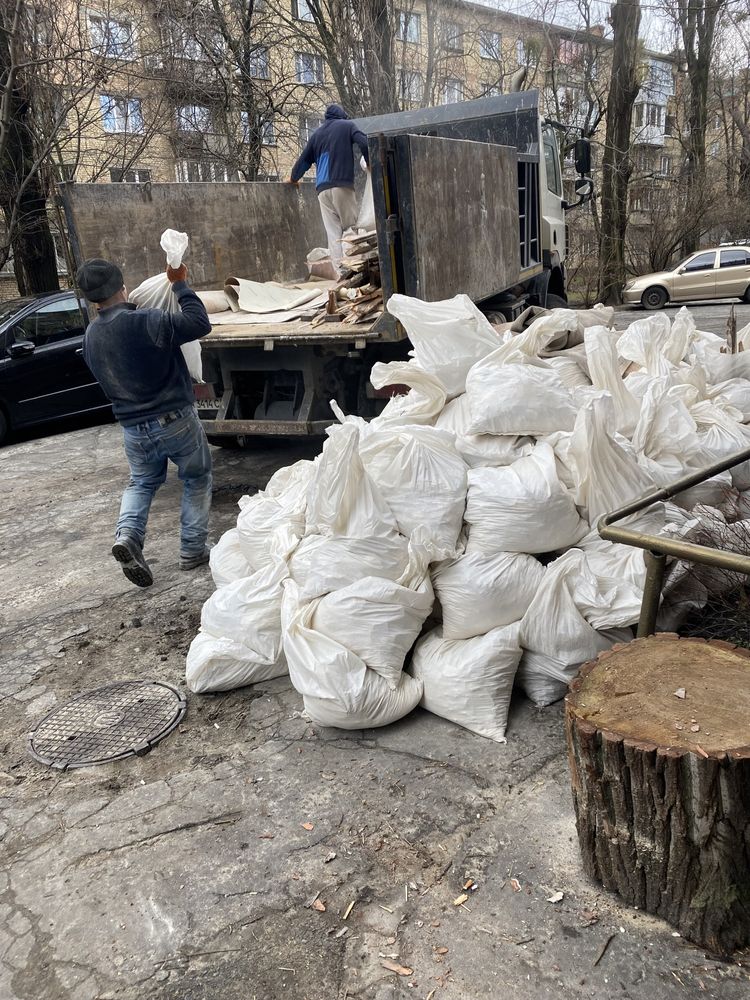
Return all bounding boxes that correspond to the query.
[57,1,680,187]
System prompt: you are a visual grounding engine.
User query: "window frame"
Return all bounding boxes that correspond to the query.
[295,51,325,85]
[176,104,212,133]
[89,14,137,60]
[720,249,750,269]
[100,94,144,134]
[681,251,717,273]
[479,29,501,60]
[396,10,421,44]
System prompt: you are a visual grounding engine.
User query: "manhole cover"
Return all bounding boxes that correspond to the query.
[28,681,187,770]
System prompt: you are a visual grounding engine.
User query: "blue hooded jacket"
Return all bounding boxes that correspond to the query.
[291,104,369,191]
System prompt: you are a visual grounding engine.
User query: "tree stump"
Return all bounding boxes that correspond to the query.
[565,634,750,956]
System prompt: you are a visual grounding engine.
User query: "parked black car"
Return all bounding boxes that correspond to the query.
[0,291,111,444]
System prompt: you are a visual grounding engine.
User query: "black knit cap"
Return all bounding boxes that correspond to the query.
[76,258,124,303]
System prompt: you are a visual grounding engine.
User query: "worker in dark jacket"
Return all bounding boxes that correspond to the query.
[79,258,212,588]
[289,103,369,272]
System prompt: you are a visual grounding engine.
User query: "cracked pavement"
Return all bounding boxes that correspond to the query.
[1,416,749,1000]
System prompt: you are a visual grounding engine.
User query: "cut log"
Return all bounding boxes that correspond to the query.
[565,634,750,956]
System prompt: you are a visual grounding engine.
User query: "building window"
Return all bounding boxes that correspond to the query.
[648,104,663,128]
[482,82,502,97]
[165,20,204,60]
[480,29,501,60]
[442,20,463,53]
[89,16,136,59]
[100,95,143,134]
[295,51,324,84]
[299,114,322,147]
[248,46,270,79]
[292,0,315,21]
[241,112,275,145]
[396,10,421,44]
[710,141,720,158]
[176,104,212,132]
[558,38,584,65]
[634,103,644,126]
[176,160,236,182]
[110,167,151,182]
[262,119,276,145]
[714,112,722,130]
[659,154,671,176]
[516,38,527,66]
[442,78,463,105]
[398,69,423,105]
[635,147,652,171]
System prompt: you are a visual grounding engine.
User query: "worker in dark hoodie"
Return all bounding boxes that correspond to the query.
[289,103,369,273]
[78,258,212,589]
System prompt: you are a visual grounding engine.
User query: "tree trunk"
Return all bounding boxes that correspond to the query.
[596,0,641,305]
[361,0,397,114]
[0,86,59,295]
[677,0,725,256]
[566,634,750,957]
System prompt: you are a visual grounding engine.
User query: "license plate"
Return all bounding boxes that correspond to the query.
[196,399,220,410]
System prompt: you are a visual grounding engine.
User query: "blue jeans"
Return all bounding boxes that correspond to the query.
[117,405,212,558]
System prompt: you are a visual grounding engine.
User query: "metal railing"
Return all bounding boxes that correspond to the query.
[598,446,750,637]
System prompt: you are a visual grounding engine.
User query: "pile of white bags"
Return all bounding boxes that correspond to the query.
[187,295,750,742]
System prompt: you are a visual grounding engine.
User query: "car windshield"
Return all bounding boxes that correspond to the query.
[0,297,33,327]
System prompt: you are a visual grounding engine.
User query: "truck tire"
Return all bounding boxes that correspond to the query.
[545,293,568,309]
[206,434,241,449]
[0,407,7,446]
[641,286,668,310]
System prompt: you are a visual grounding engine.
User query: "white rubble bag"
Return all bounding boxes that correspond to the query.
[630,381,703,486]
[186,558,288,693]
[291,423,410,599]
[209,528,253,588]
[386,293,501,397]
[436,393,534,468]
[357,424,468,551]
[584,326,640,436]
[282,581,423,729]
[409,623,523,743]
[356,158,375,231]
[691,400,750,490]
[465,358,578,436]
[432,550,544,639]
[368,361,447,427]
[518,550,631,706]
[236,459,313,571]
[310,542,434,689]
[129,229,203,382]
[464,443,586,555]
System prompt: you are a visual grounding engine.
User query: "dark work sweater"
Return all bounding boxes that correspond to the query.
[291,105,369,191]
[82,281,211,426]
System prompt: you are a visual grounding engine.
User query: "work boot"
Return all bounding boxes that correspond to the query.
[179,546,211,572]
[112,536,153,588]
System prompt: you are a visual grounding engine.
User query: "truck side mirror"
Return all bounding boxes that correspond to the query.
[575,177,593,200]
[575,138,591,176]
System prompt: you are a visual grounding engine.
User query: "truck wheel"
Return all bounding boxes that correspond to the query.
[641,286,667,310]
[206,434,241,449]
[0,407,7,446]
[545,293,568,309]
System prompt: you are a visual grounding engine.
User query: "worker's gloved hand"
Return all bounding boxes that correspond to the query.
[167,264,187,283]
[287,177,299,186]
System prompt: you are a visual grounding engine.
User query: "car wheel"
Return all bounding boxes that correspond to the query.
[0,407,7,446]
[545,293,569,309]
[641,286,667,310]
[743,286,750,304]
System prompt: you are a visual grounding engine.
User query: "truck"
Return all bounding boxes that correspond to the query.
[58,89,592,442]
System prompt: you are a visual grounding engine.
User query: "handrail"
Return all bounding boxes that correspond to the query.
[597,445,750,637]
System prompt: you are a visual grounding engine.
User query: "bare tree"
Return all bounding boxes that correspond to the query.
[597,0,641,304]
[672,0,728,254]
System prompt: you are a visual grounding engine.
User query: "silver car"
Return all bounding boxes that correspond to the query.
[622,245,750,310]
